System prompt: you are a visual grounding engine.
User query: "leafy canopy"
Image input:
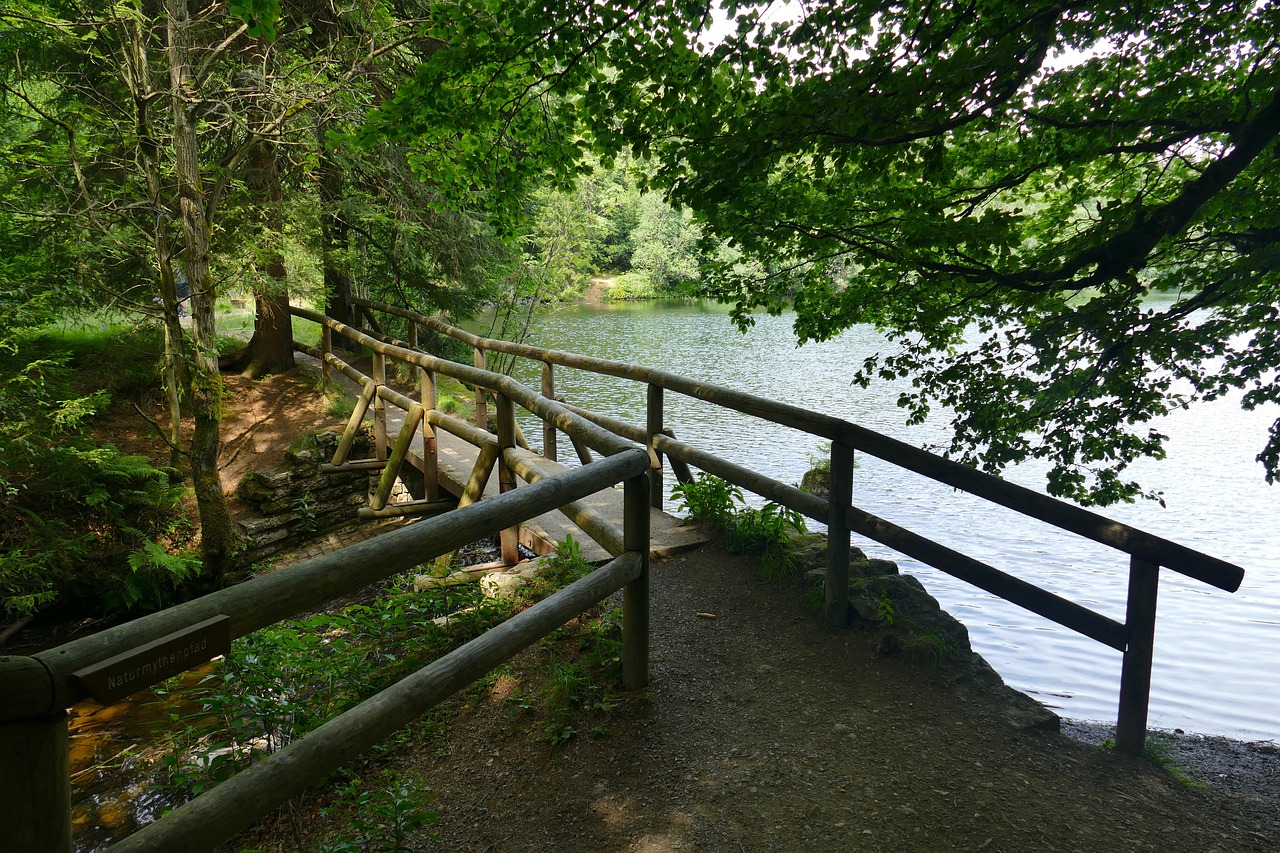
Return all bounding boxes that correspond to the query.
[376,0,1280,505]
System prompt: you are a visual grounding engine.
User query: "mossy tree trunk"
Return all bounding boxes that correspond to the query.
[166,0,239,581]
[220,41,296,379]
[319,126,359,353]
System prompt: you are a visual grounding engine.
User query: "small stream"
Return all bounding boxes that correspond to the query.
[67,678,205,851]
[60,537,508,850]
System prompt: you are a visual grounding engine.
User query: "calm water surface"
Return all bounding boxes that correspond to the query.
[484,300,1280,741]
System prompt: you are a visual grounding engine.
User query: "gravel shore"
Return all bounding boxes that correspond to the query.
[1063,719,1280,801]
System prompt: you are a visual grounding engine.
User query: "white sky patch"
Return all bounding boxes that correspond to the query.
[697,0,804,50]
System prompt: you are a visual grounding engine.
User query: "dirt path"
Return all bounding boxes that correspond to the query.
[584,276,616,304]
[243,542,1278,853]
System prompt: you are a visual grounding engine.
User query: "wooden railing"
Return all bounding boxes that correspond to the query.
[0,314,652,853]
[347,296,1245,759]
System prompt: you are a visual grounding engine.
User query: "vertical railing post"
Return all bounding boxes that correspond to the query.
[622,473,651,690]
[541,361,556,462]
[320,325,331,384]
[419,367,439,501]
[495,394,520,566]
[646,384,663,510]
[0,710,71,853]
[473,347,488,432]
[1116,556,1160,754]
[371,351,387,463]
[406,320,418,351]
[825,440,854,627]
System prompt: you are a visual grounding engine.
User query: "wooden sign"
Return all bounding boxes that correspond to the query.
[73,615,232,705]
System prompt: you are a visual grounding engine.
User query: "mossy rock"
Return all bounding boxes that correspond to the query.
[789,532,868,574]
[800,467,831,497]
[237,472,278,505]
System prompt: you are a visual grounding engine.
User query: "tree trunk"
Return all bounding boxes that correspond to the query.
[222,51,295,378]
[166,0,238,582]
[319,127,358,352]
[123,12,187,478]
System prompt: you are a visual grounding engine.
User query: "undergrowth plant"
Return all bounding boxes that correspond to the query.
[1101,732,1207,789]
[537,606,623,745]
[527,534,593,596]
[152,571,515,800]
[900,627,959,666]
[671,473,741,528]
[0,325,199,619]
[673,474,807,583]
[318,770,439,853]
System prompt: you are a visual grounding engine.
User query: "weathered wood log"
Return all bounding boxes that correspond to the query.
[553,401,693,485]
[356,498,456,520]
[109,551,644,853]
[419,367,439,501]
[842,503,1127,651]
[0,711,69,853]
[542,362,557,462]
[504,447,625,557]
[473,347,487,432]
[495,395,520,566]
[1116,557,1160,754]
[663,431,695,485]
[825,441,854,628]
[320,326,331,383]
[332,380,376,466]
[647,384,664,510]
[556,399,647,443]
[427,410,496,450]
[371,352,387,463]
[8,448,648,721]
[293,316,635,459]
[348,298,1243,592]
[460,443,499,510]
[570,434,594,465]
[622,475,650,691]
[375,381,420,415]
[371,404,425,512]
[319,459,386,473]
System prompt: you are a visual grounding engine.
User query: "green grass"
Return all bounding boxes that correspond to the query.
[14,319,165,397]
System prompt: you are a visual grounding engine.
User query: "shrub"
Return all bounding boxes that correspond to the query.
[0,327,196,620]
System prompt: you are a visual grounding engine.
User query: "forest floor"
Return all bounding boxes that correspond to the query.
[203,372,1279,853]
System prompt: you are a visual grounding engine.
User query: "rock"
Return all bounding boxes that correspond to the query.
[790,533,868,575]
[863,574,940,618]
[800,467,831,497]
[856,558,900,576]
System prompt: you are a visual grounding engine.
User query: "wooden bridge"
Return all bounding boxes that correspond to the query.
[0,298,1247,852]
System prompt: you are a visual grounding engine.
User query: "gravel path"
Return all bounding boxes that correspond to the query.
[252,542,1278,853]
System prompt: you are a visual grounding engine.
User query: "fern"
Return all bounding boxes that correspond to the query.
[111,541,202,611]
[1,332,194,620]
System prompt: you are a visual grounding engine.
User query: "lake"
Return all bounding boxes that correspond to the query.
[479,299,1280,742]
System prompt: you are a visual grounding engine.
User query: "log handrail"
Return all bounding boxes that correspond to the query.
[292,306,636,459]
[351,297,1242,593]
[2,312,654,853]
[347,296,1247,757]
[110,550,647,853]
[2,445,648,724]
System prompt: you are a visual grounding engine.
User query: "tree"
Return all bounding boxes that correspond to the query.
[378,0,1280,505]
[628,191,703,292]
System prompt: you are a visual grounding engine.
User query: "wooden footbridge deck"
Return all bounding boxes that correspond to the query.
[307,351,711,566]
[0,297,1248,853]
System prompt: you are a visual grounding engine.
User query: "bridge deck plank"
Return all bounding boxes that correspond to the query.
[303,354,708,562]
